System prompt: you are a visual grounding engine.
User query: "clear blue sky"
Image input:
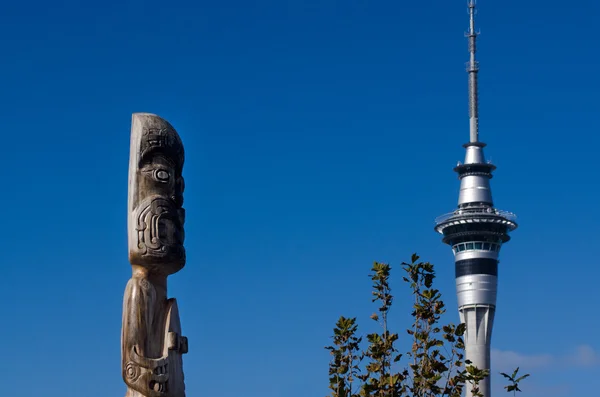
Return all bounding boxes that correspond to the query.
[1,0,598,396]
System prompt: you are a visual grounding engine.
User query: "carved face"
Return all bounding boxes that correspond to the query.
[128,114,186,274]
[125,346,170,396]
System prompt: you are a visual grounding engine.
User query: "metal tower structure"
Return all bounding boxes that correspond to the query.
[434,2,517,396]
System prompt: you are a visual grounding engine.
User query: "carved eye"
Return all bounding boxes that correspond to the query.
[155,170,170,182]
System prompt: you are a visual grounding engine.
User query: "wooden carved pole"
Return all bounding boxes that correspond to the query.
[122,113,188,397]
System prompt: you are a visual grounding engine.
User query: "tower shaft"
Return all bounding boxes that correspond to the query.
[461,306,494,397]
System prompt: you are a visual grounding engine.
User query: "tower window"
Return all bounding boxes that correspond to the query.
[453,241,503,253]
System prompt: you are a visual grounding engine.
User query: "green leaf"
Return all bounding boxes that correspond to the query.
[511,367,519,379]
[515,374,530,382]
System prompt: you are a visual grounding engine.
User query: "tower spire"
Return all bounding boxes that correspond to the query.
[467,0,480,143]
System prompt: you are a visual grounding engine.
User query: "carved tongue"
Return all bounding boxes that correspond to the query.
[150,380,162,392]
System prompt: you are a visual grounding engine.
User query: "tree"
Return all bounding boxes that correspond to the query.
[325,254,529,397]
[500,368,530,396]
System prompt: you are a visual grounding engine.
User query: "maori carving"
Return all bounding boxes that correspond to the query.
[122,113,188,397]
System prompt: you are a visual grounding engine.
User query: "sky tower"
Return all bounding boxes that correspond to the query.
[434,2,518,396]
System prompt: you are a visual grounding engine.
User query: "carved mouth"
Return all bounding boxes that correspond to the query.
[154,212,183,247]
[136,197,185,257]
[148,363,169,394]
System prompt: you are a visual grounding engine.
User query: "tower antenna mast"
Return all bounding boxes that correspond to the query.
[467,0,480,143]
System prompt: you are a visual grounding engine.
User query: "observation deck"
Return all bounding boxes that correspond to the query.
[434,206,518,237]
